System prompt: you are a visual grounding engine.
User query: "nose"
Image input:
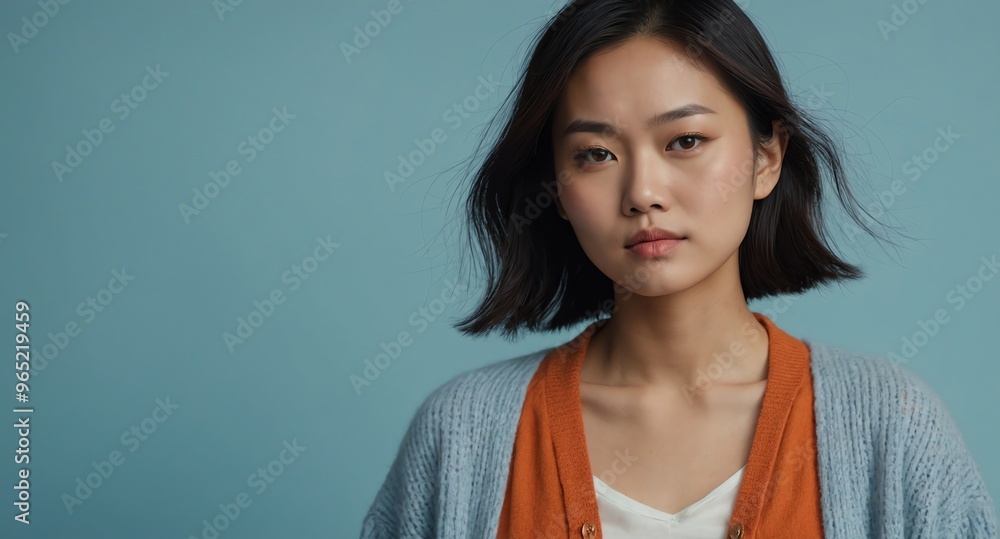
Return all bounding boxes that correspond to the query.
[621,149,671,215]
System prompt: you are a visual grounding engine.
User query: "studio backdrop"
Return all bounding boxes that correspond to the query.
[1,0,997,537]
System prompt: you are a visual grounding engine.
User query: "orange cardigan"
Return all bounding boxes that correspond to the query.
[496,312,823,539]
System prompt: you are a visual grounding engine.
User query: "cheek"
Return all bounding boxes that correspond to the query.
[558,183,608,224]
[693,147,757,214]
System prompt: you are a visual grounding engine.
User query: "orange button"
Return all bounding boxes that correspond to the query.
[729,521,745,538]
[581,520,597,538]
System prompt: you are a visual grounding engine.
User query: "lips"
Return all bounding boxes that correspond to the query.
[627,238,684,258]
[625,227,685,248]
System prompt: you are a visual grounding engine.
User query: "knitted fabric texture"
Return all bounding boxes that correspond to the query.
[360,338,998,538]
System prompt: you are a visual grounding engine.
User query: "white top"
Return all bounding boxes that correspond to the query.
[593,465,746,539]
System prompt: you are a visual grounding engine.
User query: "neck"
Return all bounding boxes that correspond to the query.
[582,263,770,393]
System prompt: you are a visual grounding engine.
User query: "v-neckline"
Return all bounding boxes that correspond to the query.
[593,463,746,522]
[541,311,811,535]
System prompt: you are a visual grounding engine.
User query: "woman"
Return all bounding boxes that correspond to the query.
[361,0,998,537]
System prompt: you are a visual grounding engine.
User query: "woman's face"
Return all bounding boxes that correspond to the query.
[550,36,784,298]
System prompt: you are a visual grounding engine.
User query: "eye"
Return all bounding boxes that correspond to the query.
[572,146,616,166]
[667,132,708,152]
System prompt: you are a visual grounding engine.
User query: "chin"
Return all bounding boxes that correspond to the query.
[606,265,696,297]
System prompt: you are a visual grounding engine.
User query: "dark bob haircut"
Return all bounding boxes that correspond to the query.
[452,0,888,340]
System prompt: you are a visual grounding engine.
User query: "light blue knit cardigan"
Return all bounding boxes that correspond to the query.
[360,339,998,538]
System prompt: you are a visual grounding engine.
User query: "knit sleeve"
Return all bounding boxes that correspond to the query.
[359,383,446,539]
[357,349,546,539]
[895,368,999,538]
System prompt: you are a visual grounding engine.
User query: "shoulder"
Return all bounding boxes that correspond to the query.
[360,347,553,537]
[803,337,957,440]
[803,337,954,426]
[405,346,551,443]
[420,346,550,413]
[804,338,924,392]
[803,338,998,534]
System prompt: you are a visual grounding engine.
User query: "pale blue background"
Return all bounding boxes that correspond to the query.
[1,0,997,537]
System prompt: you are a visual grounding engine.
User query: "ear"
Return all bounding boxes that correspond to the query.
[752,120,789,200]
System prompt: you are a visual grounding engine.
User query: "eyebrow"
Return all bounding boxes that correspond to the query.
[560,103,717,138]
